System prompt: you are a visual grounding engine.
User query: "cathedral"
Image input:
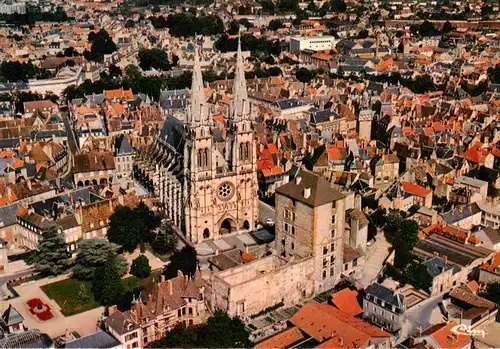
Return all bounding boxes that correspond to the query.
[135,40,259,244]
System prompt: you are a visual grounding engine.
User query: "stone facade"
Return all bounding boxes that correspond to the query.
[134,41,258,244]
[105,272,208,348]
[210,170,367,317]
[211,256,314,318]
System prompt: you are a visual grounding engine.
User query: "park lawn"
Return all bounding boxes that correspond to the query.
[41,271,162,317]
[41,278,100,316]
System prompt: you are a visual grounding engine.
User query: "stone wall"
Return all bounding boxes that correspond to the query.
[210,255,314,318]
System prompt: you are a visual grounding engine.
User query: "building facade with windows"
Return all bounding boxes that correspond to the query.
[105,272,208,348]
[210,170,366,318]
[363,283,406,333]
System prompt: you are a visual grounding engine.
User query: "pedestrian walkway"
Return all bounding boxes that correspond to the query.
[8,275,103,338]
[358,232,392,288]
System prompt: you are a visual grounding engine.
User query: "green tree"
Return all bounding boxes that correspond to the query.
[86,29,117,62]
[138,48,171,71]
[78,283,90,301]
[92,252,124,306]
[268,19,284,31]
[296,67,314,83]
[479,283,500,309]
[259,0,275,14]
[163,246,198,279]
[62,84,85,103]
[228,20,240,35]
[267,66,282,76]
[358,29,369,39]
[488,64,500,84]
[239,18,253,29]
[330,0,346,12]
[152,224,178,255]
[107,202,160,253]
[27,225,71,276]
[277,0,299,12]
[0,61,38,82]
[404,261,432,291]
[125,19,135,28]
[149,311,251,348]
[385,216,419,268]
[72,239,128,280]
[419,20,437,36]
[441,20,453,34]
[130,254,151,278]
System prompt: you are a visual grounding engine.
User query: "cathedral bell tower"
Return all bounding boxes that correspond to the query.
[184,44,214,242]
[228,36,254,175]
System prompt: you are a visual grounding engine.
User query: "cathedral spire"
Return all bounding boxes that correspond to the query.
[187,40,208,128]
[230,32,249,122]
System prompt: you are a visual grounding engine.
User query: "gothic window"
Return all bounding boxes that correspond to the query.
[239,143,243,160]
[217,182,234,200]
[244,143,250,160]
[197,151,202,168]
[203,149,209,167]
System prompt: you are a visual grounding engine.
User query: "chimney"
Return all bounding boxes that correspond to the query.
[108,305,118,316]
[167,280,173,295]
[161,275,165,284]
[417,327,423,337]
[26,180,32,191]
[339,338,343,346]
[304,187,311,199]
[443,255,447,264]
[177,270,184,277]
[296,176,302,185]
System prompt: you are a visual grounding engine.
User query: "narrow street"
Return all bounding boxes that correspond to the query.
[61,110,79,155]
[0,269,36,299]
[259,200,275,224]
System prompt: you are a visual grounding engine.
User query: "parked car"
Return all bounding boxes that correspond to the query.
[265,218,275,226]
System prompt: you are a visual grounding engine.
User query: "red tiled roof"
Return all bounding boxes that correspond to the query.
[262,166,283,177]
[261,149,272,160]
[257,159,274,171]
[423,321,471,349]
[268,144,278,154]
[289,303,390,347]
[481,252,500,273]
[330,288,363,317]
[460,142,484,164]
[402,127,414,136]
[255,327,304,349]
[401,181,432,197]
[465,280,479,293]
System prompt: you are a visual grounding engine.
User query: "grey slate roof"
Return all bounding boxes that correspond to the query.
[65,330,120,348]
[0,203,19,228]
[2,305,24,326]
[365,283,404,309]
[273,99,303,110]
[442,203,481,225]
[115,134,134,155]
[423,257,461,278]
[158,116,185,154]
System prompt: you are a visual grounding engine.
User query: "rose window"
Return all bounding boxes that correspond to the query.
[218,183,232,199]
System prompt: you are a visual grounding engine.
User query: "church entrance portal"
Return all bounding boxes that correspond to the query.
[203,228,210,239]
[220,219,235,235]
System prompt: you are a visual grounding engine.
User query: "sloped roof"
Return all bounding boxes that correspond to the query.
[65,331,120,349]
[330,288,363,317]
[276,169,345,207]
[289,303,390,346]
